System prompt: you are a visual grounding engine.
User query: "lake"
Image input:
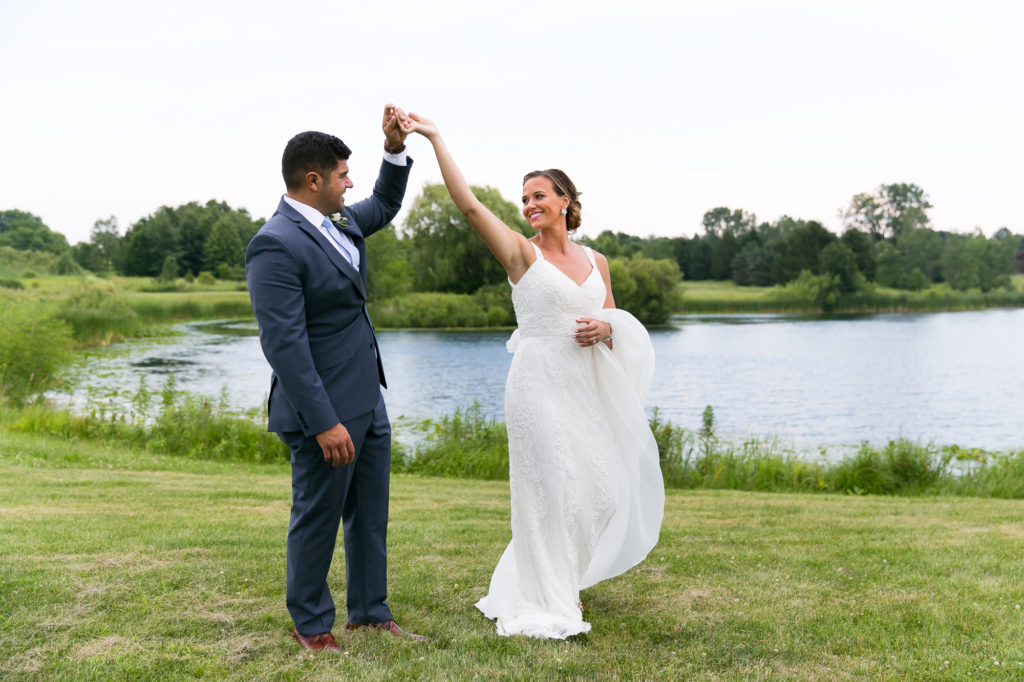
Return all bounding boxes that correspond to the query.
[66,309,1024,452]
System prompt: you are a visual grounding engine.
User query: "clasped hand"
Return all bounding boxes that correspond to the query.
[382,104,409,148]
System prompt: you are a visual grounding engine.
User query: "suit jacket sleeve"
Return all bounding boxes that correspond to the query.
[246,229,339,436]
[346,157,413,239]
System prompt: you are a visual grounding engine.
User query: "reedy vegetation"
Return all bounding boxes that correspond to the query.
[8,375,1024,500]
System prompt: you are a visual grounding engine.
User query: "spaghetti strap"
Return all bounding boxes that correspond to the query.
[509,241,545,287]
[582,245,597,268]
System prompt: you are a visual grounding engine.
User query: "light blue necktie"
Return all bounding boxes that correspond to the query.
[321,216,355,267]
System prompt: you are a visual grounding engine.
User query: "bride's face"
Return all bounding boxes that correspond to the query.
[521,177,569,231]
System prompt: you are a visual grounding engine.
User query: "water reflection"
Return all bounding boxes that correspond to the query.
[65,309,1024,451]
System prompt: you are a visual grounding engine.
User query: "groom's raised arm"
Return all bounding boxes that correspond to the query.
[346,157,413,239]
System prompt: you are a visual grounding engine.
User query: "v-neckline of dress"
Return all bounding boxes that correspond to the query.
[539,257,596,288]
[530,241,596,288]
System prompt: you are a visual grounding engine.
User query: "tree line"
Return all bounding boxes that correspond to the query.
[3,181,1022,322]
[587,183,1023,296]
[0,202,261,283]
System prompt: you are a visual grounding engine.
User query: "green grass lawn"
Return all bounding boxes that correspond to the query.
[3,429,1024,680]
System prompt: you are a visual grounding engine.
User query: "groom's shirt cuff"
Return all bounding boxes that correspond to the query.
[383,149,408,166]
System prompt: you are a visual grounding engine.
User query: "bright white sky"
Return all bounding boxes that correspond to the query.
[2,0,1021,245]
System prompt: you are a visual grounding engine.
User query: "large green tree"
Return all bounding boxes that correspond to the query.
[772,220,836,283]
[731,240,777,286]
[819,241,861,293]
[0,210,70,254]
[895,227,945,282]
[942,232,1014,292]
[841,183,932,240]
[365,224,412,302]
[121,208,181,277]
[90,216,121,272]
[702,207,758,280]
[839,228,876,282]
[873,241,904,288]
[404,184,530,294]
[121,201,261,277]
[203,217,245,272]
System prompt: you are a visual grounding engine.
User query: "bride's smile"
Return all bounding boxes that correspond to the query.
[522,176,569,230]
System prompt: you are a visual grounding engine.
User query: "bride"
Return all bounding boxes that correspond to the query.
[401,113,664,639]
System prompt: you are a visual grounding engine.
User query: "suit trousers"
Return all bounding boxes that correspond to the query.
[279,392,392,635]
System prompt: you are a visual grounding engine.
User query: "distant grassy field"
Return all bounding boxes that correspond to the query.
[678,280,782,312]
[678,278,1024,314]
[3,427,1024,680]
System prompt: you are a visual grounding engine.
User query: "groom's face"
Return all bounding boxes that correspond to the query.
[318,159,354,215]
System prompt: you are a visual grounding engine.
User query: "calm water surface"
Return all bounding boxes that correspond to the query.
[67,309,1024,451]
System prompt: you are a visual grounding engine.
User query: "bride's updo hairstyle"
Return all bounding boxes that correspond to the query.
[523,169,582,233]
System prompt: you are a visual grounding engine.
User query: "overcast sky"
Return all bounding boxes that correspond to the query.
[2,0,1021,245]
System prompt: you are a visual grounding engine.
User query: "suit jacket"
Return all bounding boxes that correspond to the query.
[245,158,412,436]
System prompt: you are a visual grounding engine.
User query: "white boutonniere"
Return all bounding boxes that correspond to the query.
[330,213,348,228]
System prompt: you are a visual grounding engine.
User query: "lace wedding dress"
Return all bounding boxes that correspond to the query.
[475,244,664,639]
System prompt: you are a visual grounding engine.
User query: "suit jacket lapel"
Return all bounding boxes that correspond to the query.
[275,199,367,299]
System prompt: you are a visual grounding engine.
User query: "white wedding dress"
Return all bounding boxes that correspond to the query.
[475,244,665,639]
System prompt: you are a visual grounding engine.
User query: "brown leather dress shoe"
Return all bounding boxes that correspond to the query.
[346,619,427,641]
[292,627,340,651]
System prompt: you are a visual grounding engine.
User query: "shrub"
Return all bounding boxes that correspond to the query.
[0,301,74,406]
[474,282,516,326]
[608,255,683,324]
[215,263,245,280]
[57,288,142,344]
[0,247,60,276]
[369,292,491,328]
[399,402,510,479]
[56,252,81,275]
[156,255,179,284]
[773,270,841,313]
[11,377,288,463]
[826,439,944,495]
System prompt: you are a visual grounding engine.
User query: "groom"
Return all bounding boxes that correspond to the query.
[245,105,422,650]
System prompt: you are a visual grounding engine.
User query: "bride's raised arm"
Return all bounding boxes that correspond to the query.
[401,113,534,281]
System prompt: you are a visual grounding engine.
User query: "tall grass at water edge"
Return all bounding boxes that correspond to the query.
[9,390,1024,498]
[402,404,1024,499]
[9,376,286,464]
[120,291,254,322]
[393,402,510,479]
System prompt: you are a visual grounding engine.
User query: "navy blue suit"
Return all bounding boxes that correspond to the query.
[245,157,411,635]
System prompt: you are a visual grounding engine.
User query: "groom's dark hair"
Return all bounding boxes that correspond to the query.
[282,131,353,190]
